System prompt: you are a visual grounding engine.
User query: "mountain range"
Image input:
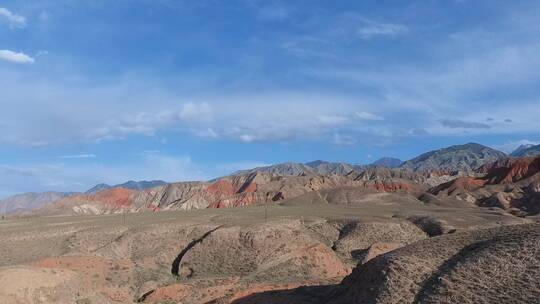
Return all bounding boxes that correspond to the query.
[238,161,360,177]
[242,143,505,176]
[511,143,540,157]
[400,142,506,172]
[369,157,403,168]
[0,192,74,215]
[0,181,168,213]
[85,180,167,194]
[6,142,539,218]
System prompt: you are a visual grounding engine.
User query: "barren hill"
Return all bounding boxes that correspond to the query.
[511,144,540,157]
[236,161,359,177]
[369,157,403,168]
[0,198,532,304]
[430,156,540,215]
[0,192,75,214]
[400,143,506,172]
[85,180,167,194]
[33,169,427,216]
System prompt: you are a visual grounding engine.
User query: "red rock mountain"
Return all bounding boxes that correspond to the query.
[27,156,539,217]
[33,169,427,216]
[430,156,540,215]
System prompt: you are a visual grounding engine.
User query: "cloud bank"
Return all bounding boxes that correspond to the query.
[0,50,34,64]
[357,19,408,39]
[0,7,26,28]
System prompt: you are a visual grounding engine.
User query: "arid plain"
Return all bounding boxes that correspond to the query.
[1,196,538,303]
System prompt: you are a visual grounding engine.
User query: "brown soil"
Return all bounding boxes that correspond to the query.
[0,199,535,303]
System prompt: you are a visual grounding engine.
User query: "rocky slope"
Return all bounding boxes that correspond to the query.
[228,223,540,304]
[241,143,507,178]
[85,183,112,194]
[236,163,318,176]
[369,157,403,168]
[34,169,428,216]
[0,192,75,214]
[6,143,519,216]
[3,180,166,214]
[430,156,540,215]
[85,180,167,194]
[26,152,526,217]
[237,161,360,177]
[400,143,506,172]
[511,144,540,157]
[304,160,358,175]
[0,201,530,304]
[318,223,539,304]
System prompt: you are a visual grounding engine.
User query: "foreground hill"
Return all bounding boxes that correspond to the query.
[333,223,540,304]
[250,223,539,304]
[0,201,533,303]
[400,143,506,172]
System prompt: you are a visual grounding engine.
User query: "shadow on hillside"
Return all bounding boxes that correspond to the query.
[230,284,337,304]
[171,226,222,276]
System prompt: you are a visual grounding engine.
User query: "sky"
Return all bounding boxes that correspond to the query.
[1,0,540,197]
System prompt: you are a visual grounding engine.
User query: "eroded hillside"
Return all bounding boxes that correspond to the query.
[0,199,534,303]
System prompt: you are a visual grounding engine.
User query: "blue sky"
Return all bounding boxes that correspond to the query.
[1,0,540,196]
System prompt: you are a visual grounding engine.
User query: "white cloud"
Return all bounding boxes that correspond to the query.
[2,2,539,148]
[333,133,357,146]
[85,110,178,142]
[0,50,34,64]
[59,154,96,159]
[2,65,386,144]
[317,115,349,125]
[304,39,540,137]
[179,102,213,122]
[439,118,491,129]
[357,19,408,39]
[239,134,257,142]
[0,78,400,146]
[355,111,384,121]
[36,50,49,57]
[193,128,219,138]
[0,7,26,28]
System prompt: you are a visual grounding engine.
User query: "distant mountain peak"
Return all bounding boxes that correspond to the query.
[400,143,506,172]
[370,157,403,168]
[0,191,75,214]
[85,180,167,194]
[304,160,329,167]
[85,183,112,194]
[236,160,358,177]
[511,144,540,157]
